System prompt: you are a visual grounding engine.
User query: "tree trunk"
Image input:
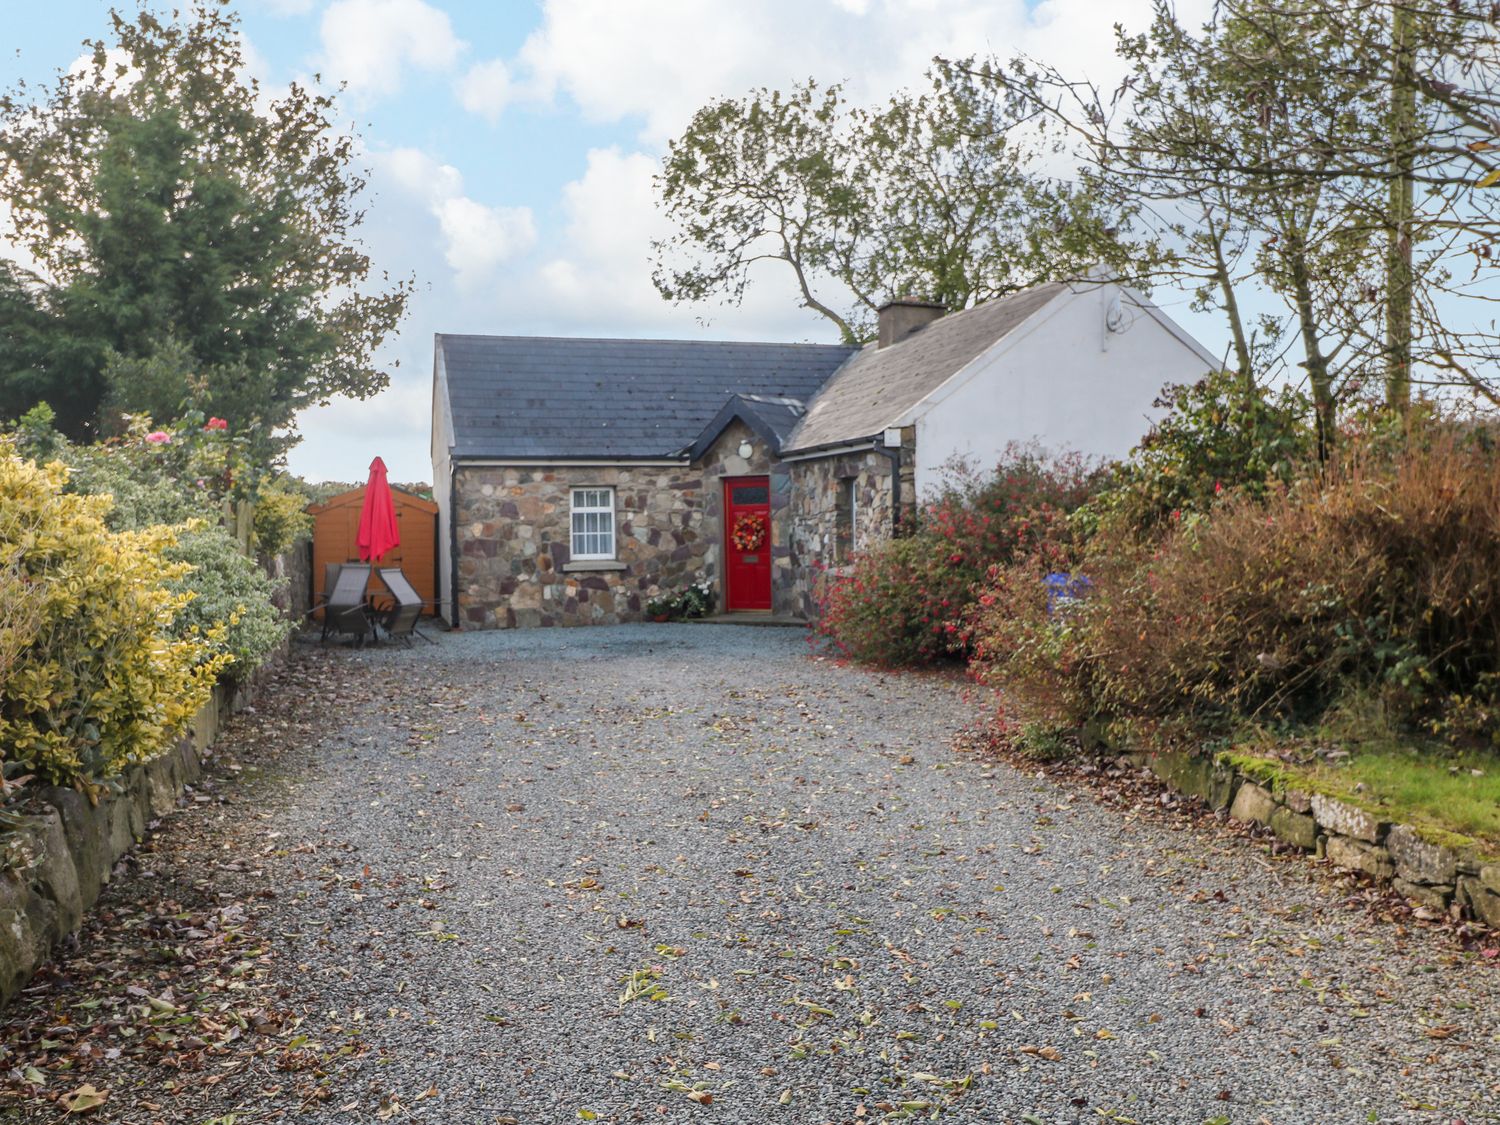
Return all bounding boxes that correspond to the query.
[1208,216,1254,395]
[1384,0,1416,412]
[1287,236,1336,461]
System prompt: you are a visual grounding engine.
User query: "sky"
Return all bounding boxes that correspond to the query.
[0,0,1225,483]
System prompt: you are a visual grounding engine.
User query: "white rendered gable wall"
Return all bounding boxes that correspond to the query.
[906,284,1218,496]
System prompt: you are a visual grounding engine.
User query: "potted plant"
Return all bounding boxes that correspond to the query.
[644,580,715,622]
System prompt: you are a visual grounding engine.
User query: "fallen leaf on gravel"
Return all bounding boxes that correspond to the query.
[1018,1045,1062,1061]
[687,1090,713,1104]
[61,1084,108,1113]
[1424,1025,1457,1039]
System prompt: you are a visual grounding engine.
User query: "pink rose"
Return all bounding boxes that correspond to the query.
[145,431,171,444]
[205,417,228,431]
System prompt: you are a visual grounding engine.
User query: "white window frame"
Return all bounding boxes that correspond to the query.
[570,487,616,561]
[835,476,857,563]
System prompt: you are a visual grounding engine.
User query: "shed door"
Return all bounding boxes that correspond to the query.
[724,477,772,612]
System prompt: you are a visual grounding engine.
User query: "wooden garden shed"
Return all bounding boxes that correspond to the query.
[307,485,440,615]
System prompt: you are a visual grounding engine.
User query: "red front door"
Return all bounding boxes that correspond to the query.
[724,476,772,612]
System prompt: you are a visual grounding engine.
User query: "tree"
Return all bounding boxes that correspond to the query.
[979,0,1500,431]
[0,3,409,458]
[653,68,1149,344]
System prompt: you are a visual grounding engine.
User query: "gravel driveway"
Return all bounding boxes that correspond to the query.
[6,625,1499,1124]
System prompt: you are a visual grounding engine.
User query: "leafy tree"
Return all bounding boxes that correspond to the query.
[654,68,1149,343]
[0,3,409,459]
[979,0,1500,431]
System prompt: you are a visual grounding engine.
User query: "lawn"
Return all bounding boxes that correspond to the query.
[1227,740,1500,856]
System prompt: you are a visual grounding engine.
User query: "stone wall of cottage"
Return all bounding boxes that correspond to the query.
[452,421,786,629]
[694,419,780,614]
[454,464,711,628]
[783,449,894,619]
[453,425,916,628]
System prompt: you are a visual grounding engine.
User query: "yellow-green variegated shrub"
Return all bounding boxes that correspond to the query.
[0,452,229,786]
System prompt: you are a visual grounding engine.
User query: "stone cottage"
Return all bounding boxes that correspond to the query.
[431,279,1219,628]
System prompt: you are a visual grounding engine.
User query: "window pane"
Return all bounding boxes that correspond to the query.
[835,478,854,563]
[570,488,614,556]
[732,485,768,505]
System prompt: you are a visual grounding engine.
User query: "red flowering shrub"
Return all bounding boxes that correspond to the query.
[811,538,959,666]
[810,446,1102,666]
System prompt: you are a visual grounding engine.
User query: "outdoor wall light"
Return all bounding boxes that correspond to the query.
[738,441,754,458]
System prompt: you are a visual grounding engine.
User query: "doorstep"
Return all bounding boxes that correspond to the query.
[691,613,805,628]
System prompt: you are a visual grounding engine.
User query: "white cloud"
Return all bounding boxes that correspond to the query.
[532,147,660,318]
[380,145,463,200]
[369,146,535,289]
[287,377,434,484]
[434,196,536,285]
[455,57,512,123]
[317,0,465,99]
[509,0,1214,145]
[524,146,823,340]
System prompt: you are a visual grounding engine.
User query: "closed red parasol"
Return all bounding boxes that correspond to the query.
[356,456,401,562]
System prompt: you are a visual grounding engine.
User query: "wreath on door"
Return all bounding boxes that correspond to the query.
[731,512,767,551]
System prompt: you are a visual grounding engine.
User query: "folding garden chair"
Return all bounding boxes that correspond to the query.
[319,562,374,644]
[376,567,434,645]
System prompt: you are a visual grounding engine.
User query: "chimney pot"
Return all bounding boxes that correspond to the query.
[877,296,945,349]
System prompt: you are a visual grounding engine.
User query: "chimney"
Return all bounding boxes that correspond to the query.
[877,296,945,349]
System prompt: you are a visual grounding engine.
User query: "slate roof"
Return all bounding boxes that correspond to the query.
[783,282,1068,453]
[686,394,807,461]
[437,334,855,459]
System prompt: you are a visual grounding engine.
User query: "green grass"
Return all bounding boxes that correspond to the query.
[1220,737,1500,856]
[1299,746,1500,852]
[1214,693,1500,855]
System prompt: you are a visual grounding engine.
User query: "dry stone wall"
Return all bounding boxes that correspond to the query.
[0,675,257,1005]
[1138,750,1500,928]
